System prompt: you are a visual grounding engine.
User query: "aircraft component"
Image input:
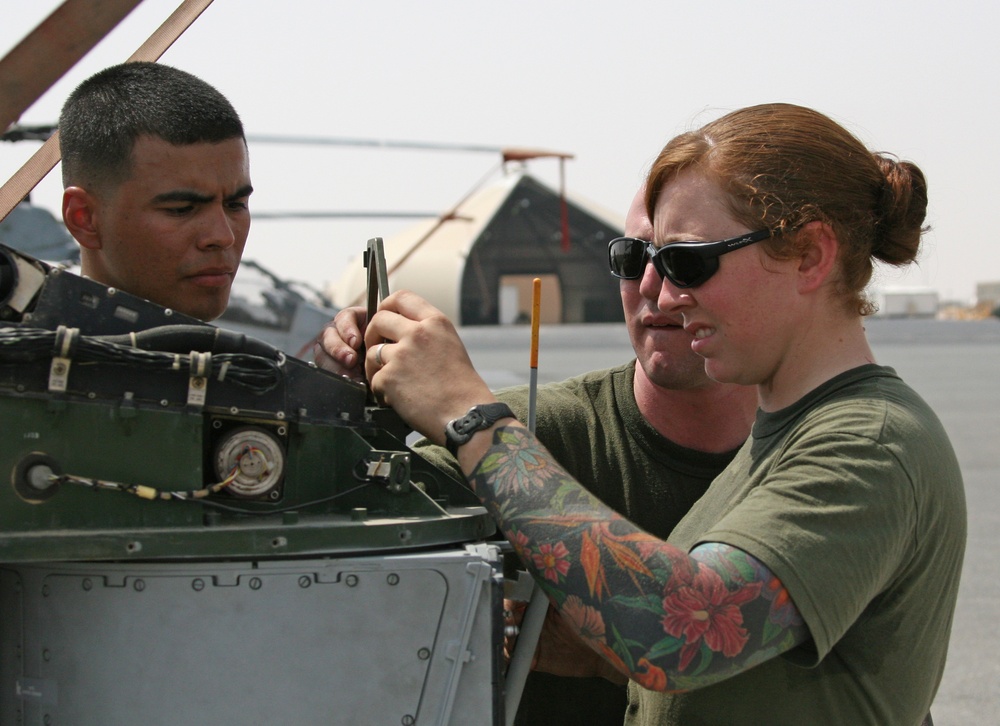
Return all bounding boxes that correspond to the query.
[11,452,61,504]
[0,545,505,725]
[212,425,285,499]
[0,241,495,563]
[0,0,513,719]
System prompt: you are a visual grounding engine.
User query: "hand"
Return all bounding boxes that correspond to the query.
[364,290,496,445]
[313,306,367,381]
[532,604,628,685]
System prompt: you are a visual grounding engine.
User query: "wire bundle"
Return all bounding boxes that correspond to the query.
[0,326,283,394]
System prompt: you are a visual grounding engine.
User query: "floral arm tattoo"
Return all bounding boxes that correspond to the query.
[473,426,810,692]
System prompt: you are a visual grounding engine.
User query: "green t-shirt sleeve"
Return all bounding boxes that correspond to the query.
[702,430,916,662]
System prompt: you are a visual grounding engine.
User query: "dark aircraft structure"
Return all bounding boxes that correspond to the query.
[0,3,541,723]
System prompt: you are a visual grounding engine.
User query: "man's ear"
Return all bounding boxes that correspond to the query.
[794,220,839,294]
[62,186,102,250]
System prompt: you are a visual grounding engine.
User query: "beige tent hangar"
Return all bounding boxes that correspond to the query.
[331,172,625,326]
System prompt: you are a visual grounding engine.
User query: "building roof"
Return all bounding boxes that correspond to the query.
[330,172,624,325]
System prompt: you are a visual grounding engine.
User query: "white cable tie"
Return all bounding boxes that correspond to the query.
[58,326,79,358]
[189,350,211,378]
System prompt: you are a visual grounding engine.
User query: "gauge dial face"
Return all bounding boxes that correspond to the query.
[213,426,285,498]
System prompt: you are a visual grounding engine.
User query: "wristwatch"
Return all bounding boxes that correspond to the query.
[444,402,515,456]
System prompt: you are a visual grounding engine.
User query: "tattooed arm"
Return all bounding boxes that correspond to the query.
[472,424,810,692]
[363,291,808,691]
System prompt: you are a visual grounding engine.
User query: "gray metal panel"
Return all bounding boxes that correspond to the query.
[1,546,503,725]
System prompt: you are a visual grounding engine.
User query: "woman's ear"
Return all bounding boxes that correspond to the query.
[794,220,839,293]
[62,186,102,250]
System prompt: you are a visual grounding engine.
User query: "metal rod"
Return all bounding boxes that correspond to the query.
[504,278,547,725]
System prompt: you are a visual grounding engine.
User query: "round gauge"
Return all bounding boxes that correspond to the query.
[213,426,285,498]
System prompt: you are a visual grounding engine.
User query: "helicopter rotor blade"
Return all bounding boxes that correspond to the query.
[247,134,574,162]
[251,210,445,221]
[0,0,215,224]
[0,0,142,136]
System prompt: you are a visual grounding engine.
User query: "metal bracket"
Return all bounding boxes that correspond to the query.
[359,450,411,494]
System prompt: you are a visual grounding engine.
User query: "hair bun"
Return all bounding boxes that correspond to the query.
[872,154,928,266]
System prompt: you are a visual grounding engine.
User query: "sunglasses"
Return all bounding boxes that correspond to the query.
[607,229,772,288]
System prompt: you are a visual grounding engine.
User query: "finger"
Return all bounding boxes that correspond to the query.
[315,326,353,367]
[364,341,387,385]
[311,339,337,370]
[376,289,445,320]
[366,291,455,344]
[335,306,368,349]
[315,326,365,380]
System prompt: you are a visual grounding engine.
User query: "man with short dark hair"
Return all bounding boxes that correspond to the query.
[59,62,252,321]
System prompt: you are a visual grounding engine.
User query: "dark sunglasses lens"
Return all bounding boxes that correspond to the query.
[609,239,647,278]
[657,247,710,288]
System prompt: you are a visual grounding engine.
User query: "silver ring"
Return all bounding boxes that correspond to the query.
[374,342,387,367]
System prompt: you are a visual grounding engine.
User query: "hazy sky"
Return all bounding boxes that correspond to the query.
[2,0,996,304]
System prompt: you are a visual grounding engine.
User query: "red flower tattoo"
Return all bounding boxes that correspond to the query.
[533,541,572,583]
[509,528,532,563]
[661,567,762,671]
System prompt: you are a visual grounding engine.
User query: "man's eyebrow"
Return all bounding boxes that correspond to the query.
[225,184,254,202]
[152,189,214,204]
[151,185,253,205]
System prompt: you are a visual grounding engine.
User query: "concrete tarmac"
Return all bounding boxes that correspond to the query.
[458,317,1000,725]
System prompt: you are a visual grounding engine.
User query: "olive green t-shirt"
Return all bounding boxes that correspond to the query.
[415,362,740,726]
[626,365,967,726]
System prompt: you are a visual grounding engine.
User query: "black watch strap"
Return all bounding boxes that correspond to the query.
[444,402,515,457]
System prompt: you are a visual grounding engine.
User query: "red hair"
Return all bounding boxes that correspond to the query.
[644,103,927,315]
